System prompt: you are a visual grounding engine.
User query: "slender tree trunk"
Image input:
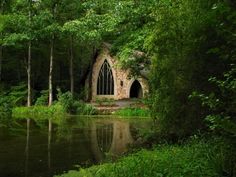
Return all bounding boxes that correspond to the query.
[27,1,32,107]
[27,41,31,107]
[0,1,4,82]
[69,36,74,96]
[48,38,54,106]
[0,46,2,81]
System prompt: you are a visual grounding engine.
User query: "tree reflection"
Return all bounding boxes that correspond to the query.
[48,119,52,177]
[25,119,30,177]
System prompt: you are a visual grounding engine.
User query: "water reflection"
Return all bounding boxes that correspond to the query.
[91,120,133,162]
[25,119,30,177]
[48,119,52,177]
[0,117,151,177]
[96,123,113,153]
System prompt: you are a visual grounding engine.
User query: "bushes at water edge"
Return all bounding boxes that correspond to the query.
[12,89,97,118]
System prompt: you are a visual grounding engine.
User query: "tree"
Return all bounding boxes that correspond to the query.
[27,0,32,107]
[59,0,83,96]
[1,0,41,106]
[39,0,62,106]
[190,1,236,138]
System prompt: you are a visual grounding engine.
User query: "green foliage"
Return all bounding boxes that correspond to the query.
[55,138,235,177]
[12,89,98,118]
[0,83,27,119]
[145,0,236,139]
[75,102,97,115]
[0,92,12,118]
[190,66,236,137]
[35,90,48,106]
[109,0,154,77]
[12,104,65,119]
[113,108,150,117]
[56,89,97,115]
[56,88,74,113]
[7,83,27,106]
[187,3,236,138]
[0,99,12,118]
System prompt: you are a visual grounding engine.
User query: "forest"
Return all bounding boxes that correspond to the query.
[0,0,236,177]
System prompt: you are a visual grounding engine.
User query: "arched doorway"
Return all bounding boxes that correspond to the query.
[130,80,143,98]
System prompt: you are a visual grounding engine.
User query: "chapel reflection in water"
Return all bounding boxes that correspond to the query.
[91,119,133,162]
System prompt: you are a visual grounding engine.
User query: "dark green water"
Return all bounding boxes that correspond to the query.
[0,116,151,177]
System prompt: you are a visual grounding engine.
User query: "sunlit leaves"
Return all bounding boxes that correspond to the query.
[62,7,119,43]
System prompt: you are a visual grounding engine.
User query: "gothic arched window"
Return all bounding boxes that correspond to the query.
[97,60,114,95]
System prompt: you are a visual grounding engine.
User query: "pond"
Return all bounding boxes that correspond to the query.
[0,116,152,177]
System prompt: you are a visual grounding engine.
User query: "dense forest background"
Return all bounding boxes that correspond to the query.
[0,0,236,145]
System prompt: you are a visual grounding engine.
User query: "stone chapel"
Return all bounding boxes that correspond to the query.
[86,43,149,101]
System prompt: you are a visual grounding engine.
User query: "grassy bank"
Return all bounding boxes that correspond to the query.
[12,104,66,119]
[113,108,150,117]
[12,103,97,119]
[55,138,234,177]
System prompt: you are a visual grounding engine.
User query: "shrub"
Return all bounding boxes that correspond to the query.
[12,89,98,118]
[35,90,48,106]
[0,94,13,118]
[0,83,27,119]
[76,102,98,115]
[56,89,74,113]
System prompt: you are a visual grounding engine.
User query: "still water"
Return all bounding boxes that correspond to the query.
[0,116,151,177]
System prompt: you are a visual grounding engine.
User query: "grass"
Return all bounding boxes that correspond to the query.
[113,107,150,117]
[12,104,66,119]
[55,138,233,177]
[12,102,98,119]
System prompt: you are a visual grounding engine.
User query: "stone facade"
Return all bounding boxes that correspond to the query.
[90,45,149,101]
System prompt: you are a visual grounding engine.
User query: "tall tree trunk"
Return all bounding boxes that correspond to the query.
[69,36,74,96]
[48,38,54,106]
[27,41,31,107]
[27,0,32,107]
[0,1,4,82]
[0,46,2,81]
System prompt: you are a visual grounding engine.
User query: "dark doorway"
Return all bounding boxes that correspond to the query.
[130,80,143,98]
